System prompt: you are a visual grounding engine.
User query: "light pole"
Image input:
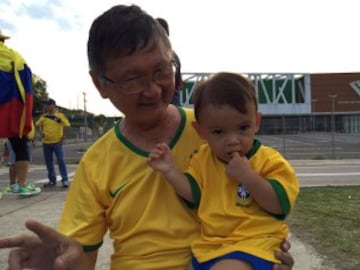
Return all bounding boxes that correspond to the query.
[328,95,337,159]
[311,99,318,131]
[282,114,286,157]
[82,92,88,142]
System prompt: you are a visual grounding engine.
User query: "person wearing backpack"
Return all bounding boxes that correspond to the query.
[0,29,41,196]
[156,18,184,106]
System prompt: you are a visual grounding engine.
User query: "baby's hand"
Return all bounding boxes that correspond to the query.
[226,152,251,182]
[148,143,168,160]
[148,143,174,173]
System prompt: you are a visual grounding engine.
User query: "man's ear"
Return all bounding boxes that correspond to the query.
[255,112,262,133]
[192,121,205,139]
[89,70,108,98]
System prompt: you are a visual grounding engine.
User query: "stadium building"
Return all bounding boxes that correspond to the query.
[180,72,360,135]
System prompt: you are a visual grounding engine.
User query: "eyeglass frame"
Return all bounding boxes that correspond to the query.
[99,60,176,95]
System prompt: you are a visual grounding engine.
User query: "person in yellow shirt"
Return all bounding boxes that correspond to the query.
[149,72,299,270]
[35,98,70,188]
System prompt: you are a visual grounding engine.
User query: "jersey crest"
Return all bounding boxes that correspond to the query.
[236,184,252,207]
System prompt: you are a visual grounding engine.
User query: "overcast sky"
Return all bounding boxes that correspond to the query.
[1,0,359,116]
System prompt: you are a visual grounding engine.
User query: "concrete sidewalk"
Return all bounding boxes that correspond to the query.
[0,191,336,270]
[0,190,110,270]
[3,159,357,269]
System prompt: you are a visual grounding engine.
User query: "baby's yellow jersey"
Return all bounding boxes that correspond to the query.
[185,140,299,263]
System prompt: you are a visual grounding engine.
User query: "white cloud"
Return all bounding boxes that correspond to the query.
[1,0,359,116]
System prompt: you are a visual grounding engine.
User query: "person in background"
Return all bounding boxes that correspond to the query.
[0,29,40,196]
[148,72,299,270]
[5,123,40,196]
[0,5,294,270]
[5,139,25,193]
[156,17,184,106]
[35,98,70,188]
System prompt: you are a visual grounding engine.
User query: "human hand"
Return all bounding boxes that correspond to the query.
[147,143,175,174]
[59,136,66,144]
[0,220,88,270]
[226,152,252,182]
[273,239,294,270]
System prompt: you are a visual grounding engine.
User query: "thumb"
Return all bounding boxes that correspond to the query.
[53,240,84,270]
[230,151,242,159]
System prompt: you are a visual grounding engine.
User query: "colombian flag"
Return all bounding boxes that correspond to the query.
[0,43,33,138]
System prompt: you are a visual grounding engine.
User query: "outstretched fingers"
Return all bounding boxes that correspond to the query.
[26,220,89,270]
[25,220,62,246]
[0,233,41,249]
[0,220,83,270]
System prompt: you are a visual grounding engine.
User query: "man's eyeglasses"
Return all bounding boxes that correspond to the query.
[100,61,175,95]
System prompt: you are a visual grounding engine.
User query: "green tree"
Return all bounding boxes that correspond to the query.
[32,74,48,116]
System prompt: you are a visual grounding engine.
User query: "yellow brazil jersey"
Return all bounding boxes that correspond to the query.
[185,139,299,264]
[58,108,204,270]
[35,112,70,143]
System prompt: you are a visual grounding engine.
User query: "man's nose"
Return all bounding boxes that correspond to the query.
[142,75,162,95]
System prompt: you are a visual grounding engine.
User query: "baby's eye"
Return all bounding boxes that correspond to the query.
[240,125,250,131]
[211,129,223,135]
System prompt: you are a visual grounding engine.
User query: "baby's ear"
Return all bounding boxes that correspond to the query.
[191,121,205,139]
[255,112,262,133]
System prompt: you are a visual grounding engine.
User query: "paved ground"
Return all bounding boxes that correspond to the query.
[1,153,359,269]
[257,133,360,160]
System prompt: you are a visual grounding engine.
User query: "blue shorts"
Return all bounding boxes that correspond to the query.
[191,251,273,270]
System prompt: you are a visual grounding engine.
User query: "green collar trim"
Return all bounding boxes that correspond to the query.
[114,107,186,157]
[246,139,262,159]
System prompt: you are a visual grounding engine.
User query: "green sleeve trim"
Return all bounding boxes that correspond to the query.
[82,241,103,252]
[269,179,290,220]
[246,139,261,159]
[184,173,201,209]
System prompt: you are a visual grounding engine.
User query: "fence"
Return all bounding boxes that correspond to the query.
[258,114,360,159]
[2,113,359,162]
[257,133,359,160]
[38,113,360,160]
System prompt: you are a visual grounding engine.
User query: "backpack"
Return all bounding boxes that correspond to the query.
[173,51,184,90]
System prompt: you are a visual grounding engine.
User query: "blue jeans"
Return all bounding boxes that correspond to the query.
[42,142,68,183]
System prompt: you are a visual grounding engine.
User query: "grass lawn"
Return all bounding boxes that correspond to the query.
[287,186,360,270]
